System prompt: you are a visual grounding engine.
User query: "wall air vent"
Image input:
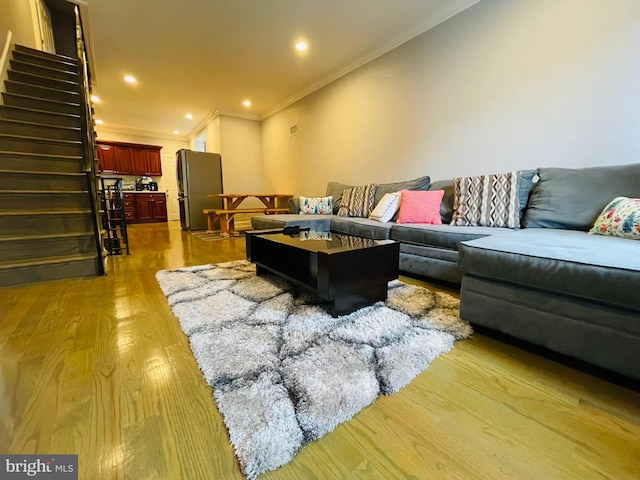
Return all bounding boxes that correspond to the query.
[290,124,298,136]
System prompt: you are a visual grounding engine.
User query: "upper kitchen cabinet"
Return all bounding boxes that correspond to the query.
[114,146,131,174]
[130,147,163,176]
[96,143,116,173]
[97,140,163,176]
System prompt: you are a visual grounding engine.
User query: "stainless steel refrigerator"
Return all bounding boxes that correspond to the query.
[176,149,223,230]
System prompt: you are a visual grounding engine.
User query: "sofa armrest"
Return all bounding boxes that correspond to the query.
[288,197,300,213]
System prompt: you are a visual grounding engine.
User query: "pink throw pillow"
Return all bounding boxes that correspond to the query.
[396,189,444,224]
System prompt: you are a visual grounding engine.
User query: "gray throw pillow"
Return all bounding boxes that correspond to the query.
[432,170,536,225]
[429,179,455,224]
[325,181,355,214]
[373,175,431,205]
[523,163,640,230]
[326,176,430,215]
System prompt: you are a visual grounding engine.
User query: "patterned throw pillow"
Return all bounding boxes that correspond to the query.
[589,197,640,240]
[396,189,445,224]
[299,196,333,215]
[451,171,521,228]
[369,192,401,222]
[337,184,377,217]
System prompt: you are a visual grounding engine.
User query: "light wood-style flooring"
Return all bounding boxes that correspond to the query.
[1,222,638,479]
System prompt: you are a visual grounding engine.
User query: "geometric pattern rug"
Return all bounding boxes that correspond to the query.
[156,260,472,479]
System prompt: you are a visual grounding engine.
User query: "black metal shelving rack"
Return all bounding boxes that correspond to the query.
[100,177,131,255]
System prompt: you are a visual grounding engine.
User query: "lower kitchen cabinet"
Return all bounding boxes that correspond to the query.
[123,192,167,223]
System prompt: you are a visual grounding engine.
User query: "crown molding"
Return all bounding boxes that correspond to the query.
[188,108,261,140]
[96,124,188,143]
[261,0,482,120]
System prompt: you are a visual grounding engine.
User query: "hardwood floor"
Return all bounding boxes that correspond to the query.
[1,221,638,479]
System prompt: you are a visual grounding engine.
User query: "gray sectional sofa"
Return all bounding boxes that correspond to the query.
[250,164,640,380]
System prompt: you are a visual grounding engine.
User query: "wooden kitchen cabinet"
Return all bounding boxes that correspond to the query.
[113,146,131,174]
[123,193,137,222]
[97,140,162,176]
[146,149,162,176]
[150,193,167,220]
[96,144,116,173]
[133,193,167,223]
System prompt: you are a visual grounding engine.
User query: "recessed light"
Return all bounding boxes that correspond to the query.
[124,75,137,84]
[91,95,100,103]
[242,100,251,107]
[185,113,193,119]
[173,130,180,135]
[295,41,308,52]
[95,119,104,125]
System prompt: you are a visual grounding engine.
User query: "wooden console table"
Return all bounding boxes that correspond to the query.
[205,193,293,236]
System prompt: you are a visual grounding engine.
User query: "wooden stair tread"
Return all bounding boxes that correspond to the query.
[3,91,80,108]
[13,51,79,71]
[10,59,78,77]
[5,79,80,97]
[0,150,83,160]
[0,232,95,242]
[0,210,92,216]
[0,104,80,119]
[0,117,81,131]
[6,69,78,87]
[15,45,77,64]
[0,253,98,270]
[0,190,88,194]
[0,133,82,145]
[0,169,86,177]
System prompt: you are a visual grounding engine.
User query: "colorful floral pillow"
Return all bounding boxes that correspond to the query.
[299,196,333,215]
[396,189,444,224]
[337,184,377,217]
[589,197,640,240]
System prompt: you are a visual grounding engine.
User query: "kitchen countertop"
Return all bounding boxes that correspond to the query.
[123,190,165,194]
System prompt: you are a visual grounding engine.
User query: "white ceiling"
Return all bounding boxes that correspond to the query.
[83,0,481,139]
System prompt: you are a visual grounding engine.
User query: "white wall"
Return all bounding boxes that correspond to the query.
[0,0,38,52]
[262,0,640,196]
[217,115,264,196]
[0,0,39,88]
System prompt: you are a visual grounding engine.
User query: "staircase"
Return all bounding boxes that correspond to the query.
[0,44,104,287]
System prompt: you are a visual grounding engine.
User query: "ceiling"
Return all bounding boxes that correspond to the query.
[81,0,481,139]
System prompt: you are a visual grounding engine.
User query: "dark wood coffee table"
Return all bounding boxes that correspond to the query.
[246,229,400,316]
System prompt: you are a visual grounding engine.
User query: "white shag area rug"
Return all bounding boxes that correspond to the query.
[156,260,472,479]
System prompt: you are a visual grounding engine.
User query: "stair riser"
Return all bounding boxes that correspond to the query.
[0,121,82,141]
[10,60,78,82]
[0,193,90,211]
[0,173,86,191]
[5,81,80,104]
[7,70,80,93]
[0,258,101,287]
[0,154,84,173]
[0,137,83,156]
[0,213,94,236]
[0,106,81,128]
[2,93,80,115]
[0,236,96,262]
[12,51,78,73]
